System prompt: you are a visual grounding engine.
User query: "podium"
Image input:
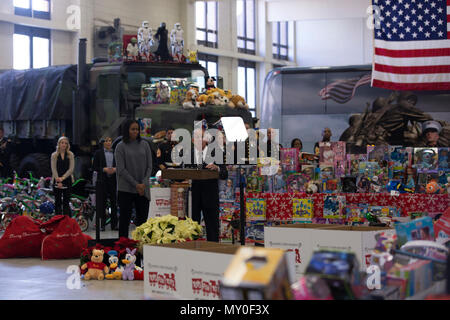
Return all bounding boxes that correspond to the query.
[161,168,219,180]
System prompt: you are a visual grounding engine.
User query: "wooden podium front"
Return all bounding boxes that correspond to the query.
[162,168,219,180]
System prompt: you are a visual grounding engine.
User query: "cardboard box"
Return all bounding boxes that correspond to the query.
[265,224,393,279]
[220,247,294,300]
[143,241,239,300]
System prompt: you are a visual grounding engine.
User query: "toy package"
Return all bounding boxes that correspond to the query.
[319,165,334,180]
[345,204,368,224]
[438,148,450,172]
[246,198,266,221]
[356,174,370,193]
[319,142,334,165]
[388,146,413,179]
[138,118,152,137]
[246,173,263,193]
[367,145,389,162]
[334,159,347,178]
[414,148,438,173]
[323,195,346,219]
[368,206,400,218]
[359,161,381,178]
[108,41,123,63]
[321,178,340,193]
[141,84,157,105]
[245,221,266,244]
[416,173,442,194]
[280,148,299,173]
[341,176,357,193]
[347,154,367,176]
[219,200,238,220]
[272,170,288,193]
[292,199,314,222]
[394,216,435,247]
[286,173,308,193]
[219,177,237,201]
[332,142,346,161]
[300,165,316,181]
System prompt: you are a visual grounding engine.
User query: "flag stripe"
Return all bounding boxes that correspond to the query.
[374,54,450,67]
[375,63,450,74]
[372,70,450,83]
[375,47,450,58]
[374,39,450,50]
[372,79,450,91]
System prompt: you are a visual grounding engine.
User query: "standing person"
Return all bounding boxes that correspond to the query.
[291,138,303,151]
[115,120,153,238]
[156,127,176,170]
[51,136,75,216]
[263,128,283,158]
[0,128,11,178]
[314,127,332,155]
[182,128,227,242]
[93,137,118,231]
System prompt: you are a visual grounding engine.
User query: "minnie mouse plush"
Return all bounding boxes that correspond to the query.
[206,77,216,90]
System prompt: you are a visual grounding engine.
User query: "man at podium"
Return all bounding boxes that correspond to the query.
[182,128,228,242]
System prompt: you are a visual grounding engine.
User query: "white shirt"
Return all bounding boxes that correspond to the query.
[194,146,207,165]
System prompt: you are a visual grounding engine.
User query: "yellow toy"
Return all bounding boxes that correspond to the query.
[81,249,109,280]
[229,94,249,109]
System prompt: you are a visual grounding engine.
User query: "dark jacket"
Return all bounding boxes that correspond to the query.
[183,145,228,208]
[93,148,116,185]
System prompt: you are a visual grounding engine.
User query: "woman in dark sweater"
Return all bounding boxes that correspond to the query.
[115,120,153,238]
[51,136,75,216]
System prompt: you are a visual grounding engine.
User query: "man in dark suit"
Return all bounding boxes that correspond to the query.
[182,128,227,242]
[93,137,118,231]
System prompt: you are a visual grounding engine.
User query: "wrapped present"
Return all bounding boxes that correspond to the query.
[323,195,346,219]
[293,199,313,222]
[246,198,266,221]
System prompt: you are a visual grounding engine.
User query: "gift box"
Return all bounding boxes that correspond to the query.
[246,198,266,221]
[292,199,313,222]
[220,247,294,300]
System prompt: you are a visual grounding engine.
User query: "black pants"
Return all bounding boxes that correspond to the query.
[118,191,149,238]
[192,191,220,242]
[54,186,71,216]
[96,177,118,229]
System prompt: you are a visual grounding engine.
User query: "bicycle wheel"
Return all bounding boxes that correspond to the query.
[77,216,89,232]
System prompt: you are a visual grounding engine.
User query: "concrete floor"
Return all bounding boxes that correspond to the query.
[0,227,147,300]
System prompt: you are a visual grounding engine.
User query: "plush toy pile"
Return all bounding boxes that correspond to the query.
[183,87,249,110]
[79,238,144,281]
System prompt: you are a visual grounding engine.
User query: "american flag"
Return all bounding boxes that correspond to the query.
[372,0,450,90]
[318,74,372,104]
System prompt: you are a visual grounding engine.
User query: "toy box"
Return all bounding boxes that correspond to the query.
[292,199,314,222]
[245,221,265,244]
[332,141,346,162]
[219,200,238,220]
[220,247,295,300]
[414,148,438,173]
[141,84,157,105]
[319,165,334,180]
[346,204,368,224]
[108,41,123,63]
[286,173,308,193]
[368,145,389,162]
[246,198,266,221]
[390,260,433,298]
[341,176,357,193]
[280,148,299,173]
[319,142,334,165]
[347,154,367,176]
[219,177,236,201]
[321,178,340,193]
[246,174,263,193]
[438,148,450,172]
[300,165,316,181]
[323,195,346,219]
[138,118,152,137]
[394,216,435,247]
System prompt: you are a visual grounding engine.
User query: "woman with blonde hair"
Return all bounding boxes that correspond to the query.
[51,136,75,215]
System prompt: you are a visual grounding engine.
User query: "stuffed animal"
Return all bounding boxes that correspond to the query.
[122,248,137,281]
[81,249,109,280]
[105,250,123,280]
[182,88,199,109]
[196,94,211,107]
[229,94,249,109]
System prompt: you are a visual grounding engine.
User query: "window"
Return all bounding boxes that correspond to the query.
[198,54,218,78]
[196,1,218,48]
[272,22,288,60]
[237,0,255,55]
[14,0,50,20]
[237,60,256,117]
[14,25,50,70]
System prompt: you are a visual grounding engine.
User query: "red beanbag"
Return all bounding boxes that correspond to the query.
[41,215,89,260]
[0,216,45,258]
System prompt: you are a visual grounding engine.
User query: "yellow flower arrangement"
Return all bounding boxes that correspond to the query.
[132,215,203,249]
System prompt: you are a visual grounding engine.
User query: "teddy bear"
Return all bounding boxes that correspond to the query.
[81,249,109,280]
[182,87,200,109]
[229,94,249,109]
[196,93,212,107]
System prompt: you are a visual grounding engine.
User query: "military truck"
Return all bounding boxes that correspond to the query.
[0,39,253,180]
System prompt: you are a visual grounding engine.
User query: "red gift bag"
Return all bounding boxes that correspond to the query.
[0,216,45,258]
[41,215,90,260]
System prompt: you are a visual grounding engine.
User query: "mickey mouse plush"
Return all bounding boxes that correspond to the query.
[206,77,216,90]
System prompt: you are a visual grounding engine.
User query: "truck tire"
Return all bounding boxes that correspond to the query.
[18,153,52,179]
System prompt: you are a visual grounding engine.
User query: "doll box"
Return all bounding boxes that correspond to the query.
[144,242,239,300]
